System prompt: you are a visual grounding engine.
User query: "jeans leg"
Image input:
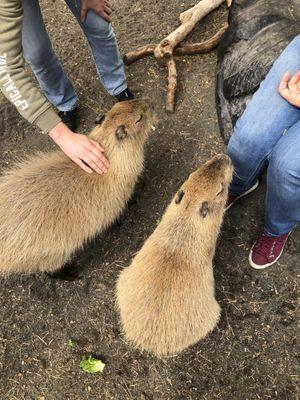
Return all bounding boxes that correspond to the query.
[65,0,127,96]
[265,120,300,236]
[21,0,77,111]
[227,34,300,195]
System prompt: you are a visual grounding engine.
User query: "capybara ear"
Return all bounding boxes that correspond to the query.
[116,125,128,141]
[199,201,209,218]
[175,190,185,204]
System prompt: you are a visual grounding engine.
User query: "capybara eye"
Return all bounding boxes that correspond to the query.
[116,125,128,141]
[95,113,105,125]
[136,114,143,124]
[175,190,185,204]
[199,201,209,218]
[217,183,224,196]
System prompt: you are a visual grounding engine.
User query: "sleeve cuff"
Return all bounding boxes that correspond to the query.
[33,107,62,134]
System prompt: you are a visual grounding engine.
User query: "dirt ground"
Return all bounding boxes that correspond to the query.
[0,1,299,399]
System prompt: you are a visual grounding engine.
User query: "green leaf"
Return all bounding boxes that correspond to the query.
[66,339,74,348]
[80,356,105,374]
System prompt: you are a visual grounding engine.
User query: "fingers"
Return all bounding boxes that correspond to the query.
[91,148,109,170]
[288,70,300,91]
[80,6,88,22]
[82,154,104,174]
[104,5,112,14]
[74,138,109,174]
[289,70,300,84]
[81,139,109,174]
[84,150,108,174]
[90,139,105,154]
[75,158,93,174]
[279,71,290,92]
[90,142,109,168]
[279,71,292,101]
[99,10,111,22]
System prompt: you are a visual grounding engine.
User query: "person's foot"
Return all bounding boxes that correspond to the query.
[226,180,259,211]
[115,88,135,102]
[58,108,77,131]
[249,231,290,269]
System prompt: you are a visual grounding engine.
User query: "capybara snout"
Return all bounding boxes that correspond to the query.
[194,154,233,186]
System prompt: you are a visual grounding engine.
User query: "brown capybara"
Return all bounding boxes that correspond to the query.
[0,99,155,275]
[116,154,233,356]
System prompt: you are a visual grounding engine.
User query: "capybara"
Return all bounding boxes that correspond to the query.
[0,99,155,275]
[116,154,233,356]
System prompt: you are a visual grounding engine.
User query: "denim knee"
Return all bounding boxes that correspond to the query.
[23,45,53,69]
[268,148,300,188]
[227,125,255,169]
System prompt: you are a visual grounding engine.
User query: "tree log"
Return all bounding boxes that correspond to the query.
[123,24,228,65]
[153,0,225,63]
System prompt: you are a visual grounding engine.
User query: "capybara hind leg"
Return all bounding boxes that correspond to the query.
[46,260,83,281]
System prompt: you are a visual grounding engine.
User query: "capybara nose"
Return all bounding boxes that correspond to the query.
[211,154,232,168]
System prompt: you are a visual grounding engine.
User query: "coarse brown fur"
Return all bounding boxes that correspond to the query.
[116,154,233,356]
[0,99,155,275]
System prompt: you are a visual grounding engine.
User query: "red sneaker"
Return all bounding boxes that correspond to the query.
[226,180,259,211]
[249,232,290,269]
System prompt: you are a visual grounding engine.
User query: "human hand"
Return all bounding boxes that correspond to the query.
[49,122,109,174]
[80,0,112,23]
[278,70,300,108]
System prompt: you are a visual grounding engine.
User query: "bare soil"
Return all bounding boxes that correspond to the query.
[0,1,299,399]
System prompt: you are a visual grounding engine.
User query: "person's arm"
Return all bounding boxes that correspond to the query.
[0,0,109,174]
[0,0,61,132]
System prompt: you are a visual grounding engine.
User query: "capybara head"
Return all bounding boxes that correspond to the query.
[93,98,156,148]
[173,154,233,219]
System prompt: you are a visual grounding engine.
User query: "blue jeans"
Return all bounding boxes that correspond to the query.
[21,0,127,111]
[227,35,300,237]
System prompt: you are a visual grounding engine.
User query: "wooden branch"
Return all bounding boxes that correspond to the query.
[227,0,232,6]
[174,24,227,55]
[124,44,156,65]
[154,0,225,63]
[124,24,228,65]
[123,0,228,113]
[166,58,177,113]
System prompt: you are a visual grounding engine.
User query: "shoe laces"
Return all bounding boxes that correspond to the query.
[254,234,285,257]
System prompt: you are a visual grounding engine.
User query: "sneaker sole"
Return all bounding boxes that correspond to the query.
[248,231,291,270]
[226,180,259,211]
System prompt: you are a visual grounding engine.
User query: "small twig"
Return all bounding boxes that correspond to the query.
[196,352,212,363]
[166,57,177,113]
